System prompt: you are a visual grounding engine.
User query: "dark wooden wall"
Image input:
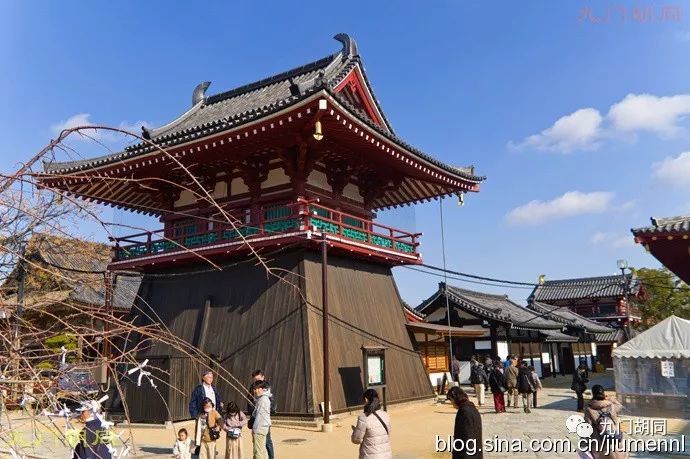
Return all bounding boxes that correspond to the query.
[302,251,432,413]
[125,248,432,421]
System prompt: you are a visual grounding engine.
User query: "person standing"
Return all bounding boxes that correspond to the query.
[470,361,488,406]
[247,370,276,459]
[196,398,221,459]
[351,388,392,459]
[529,366,543,408]
[190,370,223,419]
[517,361,535,413]
[505,358,519,409]
[223,401,248,459]
[451,355,461,385]
[446,387,483,459]
[72,404,112,459]
[571,363,589,412]
[251,381,272,459]
[488,362,506,413]
[584,385,628,459]
[173,428,193,459]
[503,354,513,370]
[190,370,224,456]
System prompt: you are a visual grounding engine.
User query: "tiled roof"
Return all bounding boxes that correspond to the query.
[528,301,613,334]
[593,327,639,344]
[5,234,141,311]
[541,329,579,343]
[632,215,690,236]
[419,283,563,330]
[529,274,640,303]
[42,34,485,186]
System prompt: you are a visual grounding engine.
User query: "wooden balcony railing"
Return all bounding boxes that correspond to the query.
[111,199,421,262]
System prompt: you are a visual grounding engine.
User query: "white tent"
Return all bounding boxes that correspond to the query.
[613,316,689,410]
[613,315,690,359]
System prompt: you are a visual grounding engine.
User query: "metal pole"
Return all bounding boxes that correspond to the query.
[321,233,330,425]
[621,268,631,341]
[439,198,453,385]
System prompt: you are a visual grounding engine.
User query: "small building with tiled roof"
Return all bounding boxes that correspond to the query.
[528,274,643,368]
[0,233,142,363]
[632,215,690,285]
[417,283,600,381]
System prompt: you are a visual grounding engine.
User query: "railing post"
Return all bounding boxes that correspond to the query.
[146,232,152,255]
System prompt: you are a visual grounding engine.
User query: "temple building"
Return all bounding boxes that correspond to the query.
[415,283,605,380]
[38,34,484,421]
[529,275,643,367]
[632,215,690,284]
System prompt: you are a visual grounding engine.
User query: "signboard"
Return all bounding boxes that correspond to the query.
[367,355,384,386]
[661,360,675,378]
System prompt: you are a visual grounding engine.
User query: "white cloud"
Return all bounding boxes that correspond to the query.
[510,93,690,153]
[653,151,690,187]
[607,93,690,136]
[590,232,635,248]
[509,108,602,153]
[505,191,614,226]
[589,231,635,249]
[51,113,149,143]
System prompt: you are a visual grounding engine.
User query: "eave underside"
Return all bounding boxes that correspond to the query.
[38,97,483,216]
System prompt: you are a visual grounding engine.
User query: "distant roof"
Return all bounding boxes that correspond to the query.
[2,234,141,311]
[528,301,613,334]
[632,215,690,236]
[541,329,579,343]
[418,283,563,330]
[529,274,640,303]
[43,34,484,188]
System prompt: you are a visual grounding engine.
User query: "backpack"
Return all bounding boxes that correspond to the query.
[596,409,621,441]
[518,370,534,393]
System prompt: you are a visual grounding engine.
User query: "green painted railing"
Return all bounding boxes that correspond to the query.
[115,201,419,261]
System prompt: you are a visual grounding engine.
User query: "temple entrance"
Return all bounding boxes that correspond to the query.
[561,346,575,374]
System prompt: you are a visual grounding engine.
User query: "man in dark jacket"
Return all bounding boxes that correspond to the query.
[189,369,223,418]
[446,387,483,459]
[72,406,111,459]
[571,363,589,412]
[517,361,535,413]
[247,369,276,459]
[470,361,489,406]
[188,369,223,456]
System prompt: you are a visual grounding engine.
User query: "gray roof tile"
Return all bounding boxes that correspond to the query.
[529,274,639,303]
[632,215,690,236]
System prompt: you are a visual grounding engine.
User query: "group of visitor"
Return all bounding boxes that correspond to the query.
[462,355,542,414]
[183,369,274,459]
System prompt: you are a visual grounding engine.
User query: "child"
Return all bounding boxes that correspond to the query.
[529,366,543,408]
[251,381,272,459]
[173,428,192,459]
[223,401,248,459]
[195,397,222,459]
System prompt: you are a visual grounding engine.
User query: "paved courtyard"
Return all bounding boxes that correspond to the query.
[1,371,688,458]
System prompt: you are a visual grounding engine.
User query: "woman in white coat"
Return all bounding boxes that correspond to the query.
[351,389,392,459]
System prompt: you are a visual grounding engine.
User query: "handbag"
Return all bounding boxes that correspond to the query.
[228,428,241,439]
[209,427,221,441]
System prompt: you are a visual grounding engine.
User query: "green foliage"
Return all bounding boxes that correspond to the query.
[44,333,77,350]
[634,267,690,328]
[36,360,55,370]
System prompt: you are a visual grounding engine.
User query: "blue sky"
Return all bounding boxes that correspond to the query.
[2,1,689,306]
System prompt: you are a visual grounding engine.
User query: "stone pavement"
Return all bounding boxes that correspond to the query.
[1,370,687,458]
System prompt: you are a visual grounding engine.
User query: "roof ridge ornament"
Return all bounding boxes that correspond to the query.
[192,81,212,106]
[334,33,359,61]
